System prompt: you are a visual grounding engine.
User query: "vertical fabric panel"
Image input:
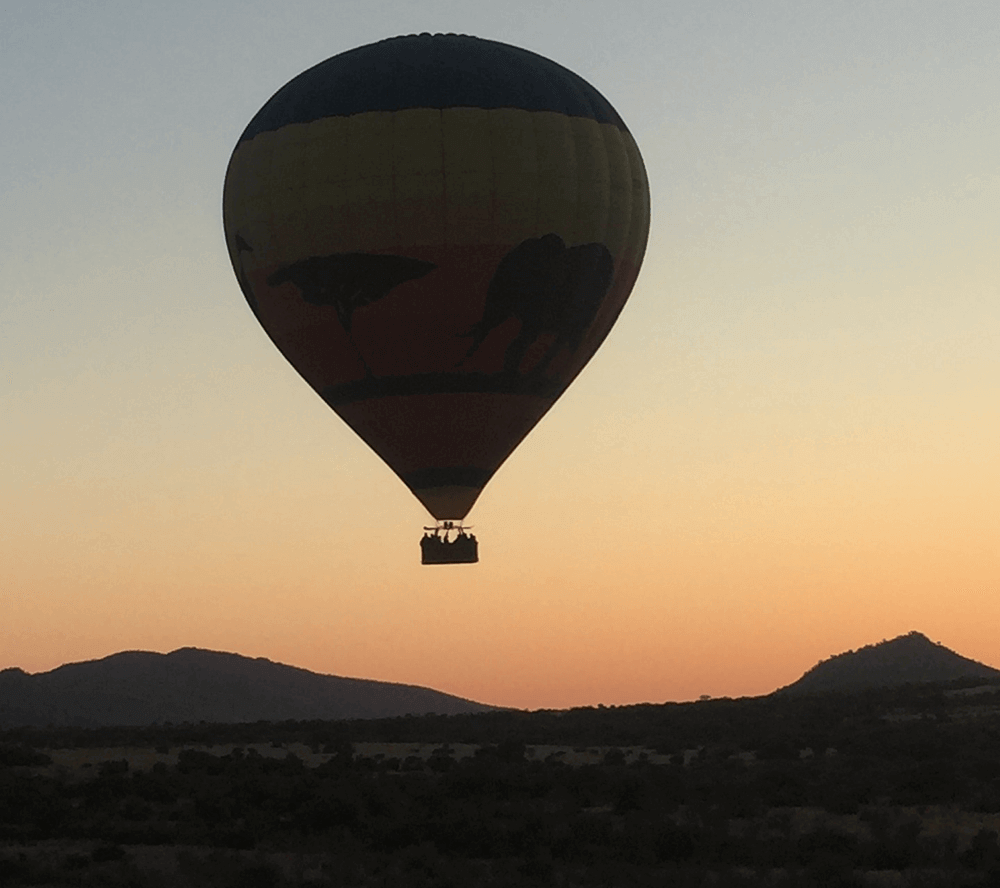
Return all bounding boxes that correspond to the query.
[570,117,611,245]
[332,114,389,251]
[367,175,399,251]
[394,168,446,247]
[442,108,493,174]
[267,129,309,230]
[393,109,446,247]
[222,146,247,259]
[623,132,650,268]
[489,108,538,243]
[267,122,308,193]
[443,171,494,245]
[240,132,277,241]
[442,108,493,245]
[600,125,632,259]
[306,117,349,185]
[532,111,577,243]
[343,178,375,251]
[297,135,333,212]
[393,109,443,177]
[348,112,392,180]
[233,217,277,273]
[296,119,350,254]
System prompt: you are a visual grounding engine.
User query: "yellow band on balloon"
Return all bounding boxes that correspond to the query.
[224,108,648,271]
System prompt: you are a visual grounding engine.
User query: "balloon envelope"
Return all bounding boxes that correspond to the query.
[224,34,650,520]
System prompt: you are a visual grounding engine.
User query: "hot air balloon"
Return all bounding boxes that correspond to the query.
[223,34,650,564]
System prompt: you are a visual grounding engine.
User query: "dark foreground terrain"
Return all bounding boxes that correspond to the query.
[2,680,1000,887]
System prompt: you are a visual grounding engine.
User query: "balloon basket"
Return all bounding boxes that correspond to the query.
[421,523,479,565]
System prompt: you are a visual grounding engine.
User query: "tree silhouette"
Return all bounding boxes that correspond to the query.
[267,253,436,374]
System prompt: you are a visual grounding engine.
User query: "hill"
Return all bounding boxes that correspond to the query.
[776,630,1000,695]
[0,648,497,728]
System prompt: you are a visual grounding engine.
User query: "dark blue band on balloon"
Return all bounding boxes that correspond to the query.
[321,372,563,406]
[403,466,494,490]
[239,33,627,143]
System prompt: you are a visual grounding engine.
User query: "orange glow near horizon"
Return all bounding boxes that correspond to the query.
[5,367,998,710]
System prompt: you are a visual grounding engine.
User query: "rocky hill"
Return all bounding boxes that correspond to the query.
[776,631,1000,695]
[0,648,498,728]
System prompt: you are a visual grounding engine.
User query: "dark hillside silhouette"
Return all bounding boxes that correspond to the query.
[776,631,1000,695]
[0,648,496,728]
[4,631,996,730]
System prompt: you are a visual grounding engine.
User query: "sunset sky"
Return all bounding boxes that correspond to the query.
[3,0,997,710]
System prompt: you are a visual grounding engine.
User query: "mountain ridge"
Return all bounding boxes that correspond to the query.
[776,631,1000,695]
[5,632,997,728]
[0,647,499,728]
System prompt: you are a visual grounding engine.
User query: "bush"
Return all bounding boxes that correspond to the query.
[0,744,51,767]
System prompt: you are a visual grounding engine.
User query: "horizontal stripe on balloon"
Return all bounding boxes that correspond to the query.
[321,371,564,405]
[225,110,647,259]
[402,466,494,490]
[239,34,628,143]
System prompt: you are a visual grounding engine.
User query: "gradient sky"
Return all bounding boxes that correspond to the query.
[3,0,997,710]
